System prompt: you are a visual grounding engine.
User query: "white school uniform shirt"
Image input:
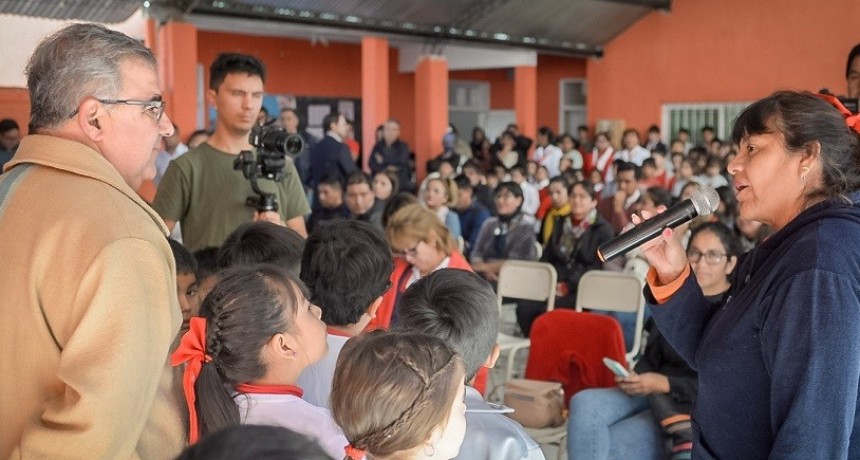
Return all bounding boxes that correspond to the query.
[237,392,349,459]
[518,180,541,217]
[616,145,650,166]
[297,331,351,410]
[533,144,563,177]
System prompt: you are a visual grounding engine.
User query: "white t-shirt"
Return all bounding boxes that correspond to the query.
[237,392,348,460]
[296,333,350,409]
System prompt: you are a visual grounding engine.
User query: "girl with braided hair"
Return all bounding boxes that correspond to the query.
[171,264,347,458]
[331,330,467,460]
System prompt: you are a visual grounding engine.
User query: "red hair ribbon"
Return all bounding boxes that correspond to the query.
[815,92,860,134]
[344,444,367,460]
[170,316,212,444]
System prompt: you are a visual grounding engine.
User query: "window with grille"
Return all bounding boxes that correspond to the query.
[662,102,751,145]
[560,79,587,136]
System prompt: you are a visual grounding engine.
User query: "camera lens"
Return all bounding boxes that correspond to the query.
[284,135,303,155]
[259,129,304,158]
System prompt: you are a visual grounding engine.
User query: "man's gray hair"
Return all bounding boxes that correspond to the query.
[26,23,156,131]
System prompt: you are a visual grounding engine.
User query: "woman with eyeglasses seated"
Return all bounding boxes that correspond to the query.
[567,222,737,460]
[366,203,472,331]
[517,180,614,336]
[470,182,538,283]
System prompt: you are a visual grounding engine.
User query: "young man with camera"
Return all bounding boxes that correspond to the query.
[154,53,309,251]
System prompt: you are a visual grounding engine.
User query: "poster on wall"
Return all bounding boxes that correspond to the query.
[208,94,363,149]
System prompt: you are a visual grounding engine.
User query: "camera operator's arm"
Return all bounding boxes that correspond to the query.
[253,211,308,238]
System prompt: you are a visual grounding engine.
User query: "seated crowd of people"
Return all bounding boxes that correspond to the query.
[1,33,773,459]
[153,107,767,460]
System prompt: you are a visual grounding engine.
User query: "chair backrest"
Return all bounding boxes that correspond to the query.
[525,309,627,405]
[575,270,642,313]
[575,270,645,362]
[497,260,557,312]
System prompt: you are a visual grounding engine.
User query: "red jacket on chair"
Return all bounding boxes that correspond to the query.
[525,309,627,406]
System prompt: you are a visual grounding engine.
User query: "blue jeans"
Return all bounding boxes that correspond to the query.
[567,388,664,460]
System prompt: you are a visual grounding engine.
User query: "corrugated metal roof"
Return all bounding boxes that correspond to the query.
[0,0,142,24]
[0,0,666,56]
[188,0,665,57]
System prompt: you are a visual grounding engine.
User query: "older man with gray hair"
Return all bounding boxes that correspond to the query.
[0,23,184,458]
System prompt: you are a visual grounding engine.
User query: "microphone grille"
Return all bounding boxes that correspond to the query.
[691,186,720,216]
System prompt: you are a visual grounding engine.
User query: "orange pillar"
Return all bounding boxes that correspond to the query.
[156,21,198,137]
[515,65,538,157]
[414,55,448,183]
[138,20,198,202]
[361,37,389,172]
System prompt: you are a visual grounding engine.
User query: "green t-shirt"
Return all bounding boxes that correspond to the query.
[152,142,310,251]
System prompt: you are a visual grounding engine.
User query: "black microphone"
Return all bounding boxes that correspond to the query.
[597,186,720,262]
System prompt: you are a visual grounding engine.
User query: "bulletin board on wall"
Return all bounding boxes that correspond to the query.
[261,95,362,146]
[208,94,362,147]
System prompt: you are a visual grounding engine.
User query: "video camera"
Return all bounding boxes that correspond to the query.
[234,123,304,213]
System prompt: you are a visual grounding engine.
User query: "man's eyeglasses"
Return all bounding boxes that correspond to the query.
[687,249,727,265]
[69,98,166,122]
[392,241,422,258]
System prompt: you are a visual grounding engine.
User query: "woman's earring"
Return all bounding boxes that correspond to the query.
[424,443,436,457]
[801,166,809,182]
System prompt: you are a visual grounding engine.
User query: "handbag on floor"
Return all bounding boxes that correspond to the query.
[503,378,565,428]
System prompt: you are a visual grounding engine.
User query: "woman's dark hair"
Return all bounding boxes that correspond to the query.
[568,180,596,198]
[549,175,570,190]
[194,264,309,438]
[645,186,673,208]
[558,132,580,150]
[731,91,860,202]
[174,425,333,460]
[381,192,419,228]
[689,221,740,259]
[494,181,524,201]
[847,44,860,79]
[373,169,400,196]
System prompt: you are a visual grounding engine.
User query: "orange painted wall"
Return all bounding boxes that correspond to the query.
[389,48,416,149]
[587,0,860,136]
[450,68,515,109]
[537,55,587,133]
[0,88,30,134]
[197,31,363,101]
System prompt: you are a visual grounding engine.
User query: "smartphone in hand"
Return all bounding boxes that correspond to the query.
[602,357,630,378]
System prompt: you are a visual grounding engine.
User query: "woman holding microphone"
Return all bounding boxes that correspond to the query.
[635,91,860,459]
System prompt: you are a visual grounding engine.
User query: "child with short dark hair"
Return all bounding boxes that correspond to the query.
[217,221,305,275]
[174,425,332,460]
[296,220,393,408]
[307,174,349,232]
[398,269,545,460]
[172,264,346,459]
[168,238,199,334]
[331,330,467,460]
[191,246,219,301]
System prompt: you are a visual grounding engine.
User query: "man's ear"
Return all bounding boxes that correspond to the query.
[483,343,501,369]
[206,88,218,107]
[366,296,383,319]
[77,98,105,142]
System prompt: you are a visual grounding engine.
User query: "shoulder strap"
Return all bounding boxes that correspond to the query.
[0,163,33,215]
[0,164,63,351]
